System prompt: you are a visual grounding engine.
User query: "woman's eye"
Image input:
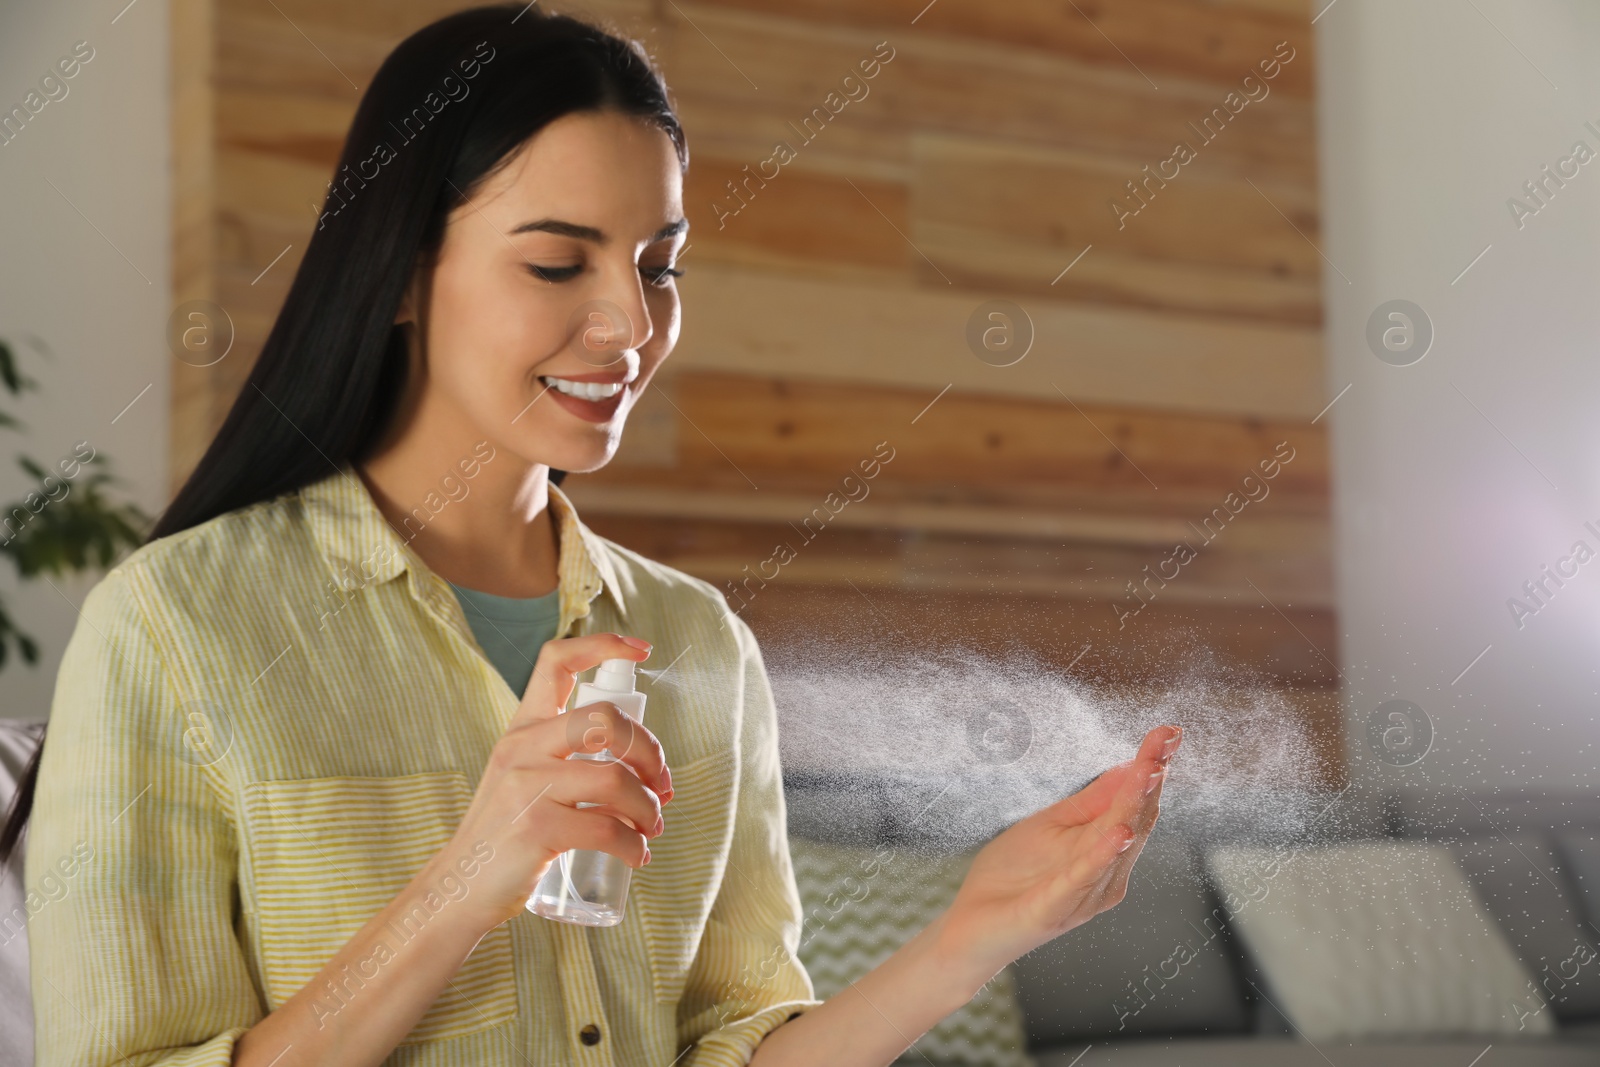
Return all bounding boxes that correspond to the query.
[641,265,684,288]
[528,264,582,283]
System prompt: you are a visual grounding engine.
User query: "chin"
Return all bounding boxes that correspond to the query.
[530,435,622,477]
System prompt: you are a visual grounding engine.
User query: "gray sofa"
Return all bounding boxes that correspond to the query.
[784,771,1600,1066]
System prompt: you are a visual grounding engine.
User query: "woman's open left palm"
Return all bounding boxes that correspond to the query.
[943,725,1182,975]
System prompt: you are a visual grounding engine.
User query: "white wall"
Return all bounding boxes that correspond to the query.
[1318,0,1600,788]
[0,0,170,720]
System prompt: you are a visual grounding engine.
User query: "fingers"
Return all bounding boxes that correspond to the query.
[1050,724,1183,828]
[1051,815,1136,910]
[1054,766,1130,825]
[1090,725,1181,897]
[501,703,671,799]
[1100,725,1181,829]
[549,806,653,869]
[1143,723,1184,771]
[540,759,665,842]
[569,703,671,799]
[1060,725,1179,880]
[513,633,652,726]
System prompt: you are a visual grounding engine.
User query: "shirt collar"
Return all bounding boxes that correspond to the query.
[299,466,628,625]
[548,477,629,628]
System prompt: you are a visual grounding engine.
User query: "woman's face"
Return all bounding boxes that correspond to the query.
[404,110,685,475]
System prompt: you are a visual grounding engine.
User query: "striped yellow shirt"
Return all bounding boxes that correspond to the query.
[27,467,819,1066]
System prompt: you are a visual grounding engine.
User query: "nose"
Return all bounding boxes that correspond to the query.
[574,273,653,369]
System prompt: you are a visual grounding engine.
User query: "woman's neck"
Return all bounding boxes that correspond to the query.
[357,429,560,599]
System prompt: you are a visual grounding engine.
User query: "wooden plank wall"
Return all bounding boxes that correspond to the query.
[172,0,1339,778]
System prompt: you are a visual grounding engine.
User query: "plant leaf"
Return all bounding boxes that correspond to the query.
[0,340,35,396]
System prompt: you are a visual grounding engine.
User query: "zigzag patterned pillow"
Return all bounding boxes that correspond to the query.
[788,836,1035,1067]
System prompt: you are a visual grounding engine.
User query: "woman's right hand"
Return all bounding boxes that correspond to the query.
[431,632,671,931]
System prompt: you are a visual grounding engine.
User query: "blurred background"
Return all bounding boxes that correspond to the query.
[3,1,1600,1064]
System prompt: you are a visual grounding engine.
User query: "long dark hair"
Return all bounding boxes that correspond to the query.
[0,4,687,864]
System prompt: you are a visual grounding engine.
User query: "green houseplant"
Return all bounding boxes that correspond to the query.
[0,337,149,670]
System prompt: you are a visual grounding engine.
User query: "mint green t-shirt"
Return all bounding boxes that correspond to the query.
[449,582,562,698]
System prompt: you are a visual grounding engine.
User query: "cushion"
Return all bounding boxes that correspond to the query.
[1556,829,1600,934]
[1010,838,1251,1042]
[0,719,45,1067]
[1206,840,1553,1041]
[788,835,1033,1066]
[1443,835,1600,1022]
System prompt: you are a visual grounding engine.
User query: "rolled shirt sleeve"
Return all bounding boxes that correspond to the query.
[28,566,261,1066]
[675,613,822,1065]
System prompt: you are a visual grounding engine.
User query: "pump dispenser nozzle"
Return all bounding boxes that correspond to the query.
[593,658,637,694]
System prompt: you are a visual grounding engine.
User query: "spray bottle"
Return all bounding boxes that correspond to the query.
[526,657,648,927]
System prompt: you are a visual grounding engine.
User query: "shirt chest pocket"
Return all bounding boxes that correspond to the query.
[240,772,518,1045]
[631,752,738,1003]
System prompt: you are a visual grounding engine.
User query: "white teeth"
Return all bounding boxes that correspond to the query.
[541,376,623,401]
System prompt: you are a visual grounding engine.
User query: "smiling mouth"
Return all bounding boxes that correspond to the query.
[540,375,625,401]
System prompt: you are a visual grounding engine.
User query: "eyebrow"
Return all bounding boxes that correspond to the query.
[508,218,688,244]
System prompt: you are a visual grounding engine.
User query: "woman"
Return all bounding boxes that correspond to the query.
[16,7,1180,1066]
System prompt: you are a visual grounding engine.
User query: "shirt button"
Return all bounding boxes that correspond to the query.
[579,1023,602,1046]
